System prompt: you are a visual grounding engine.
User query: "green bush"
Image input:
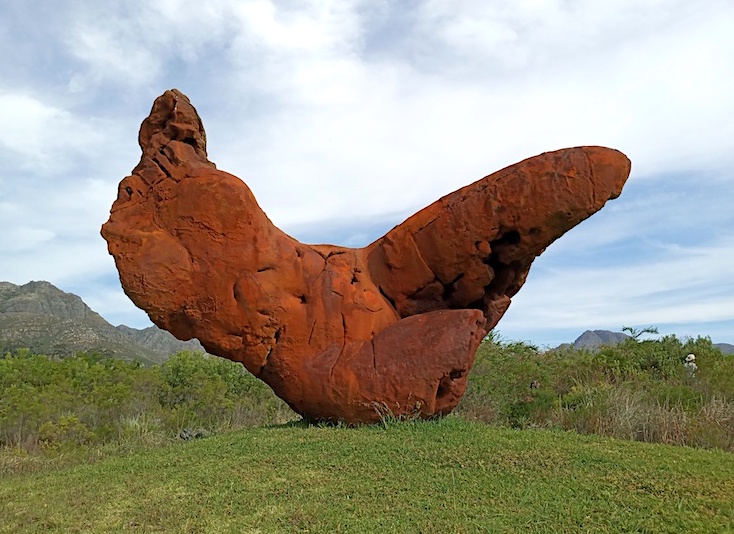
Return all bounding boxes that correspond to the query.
[39,415,93,448]
[458,332,734,450]
[0,349,294,456]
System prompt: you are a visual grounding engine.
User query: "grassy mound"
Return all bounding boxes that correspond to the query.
[1,418,732,533]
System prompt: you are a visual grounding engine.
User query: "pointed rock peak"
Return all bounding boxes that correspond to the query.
[138,89,208,160]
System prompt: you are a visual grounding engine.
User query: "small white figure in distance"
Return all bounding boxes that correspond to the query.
[684,353,698,377]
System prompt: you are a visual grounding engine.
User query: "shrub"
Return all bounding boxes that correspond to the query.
[39,415,94,448]
[2,333,732,459]
[0,349,295,455]
[457,332,734,451]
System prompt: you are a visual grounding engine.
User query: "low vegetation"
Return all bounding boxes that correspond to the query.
[1,332,732,477]
[458,332,734,451]
[0,350,293,475]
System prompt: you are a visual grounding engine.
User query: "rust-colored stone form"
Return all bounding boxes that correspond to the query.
[102,89,631,423]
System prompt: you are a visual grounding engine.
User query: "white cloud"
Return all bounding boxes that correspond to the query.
[2,237,110,286]
[188,0,734,231]
[66,23,159,91]
[1,0,733,344]
[500,234,734,339]
[63,0,237,91]
[230,0,357,53]
[0,175,121,284]
[0,92,103,172]
[0,226,56,253]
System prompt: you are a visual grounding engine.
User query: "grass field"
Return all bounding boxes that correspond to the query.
[1,417,732,533]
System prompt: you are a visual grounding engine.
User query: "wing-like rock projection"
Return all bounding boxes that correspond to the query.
[102,89,631,423]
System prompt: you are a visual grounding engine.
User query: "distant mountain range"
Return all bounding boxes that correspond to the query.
[0,281,205,364]
[560,329,734,355]
[1,281,732,363]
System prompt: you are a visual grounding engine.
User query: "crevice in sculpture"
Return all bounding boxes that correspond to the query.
[102,89,631,424]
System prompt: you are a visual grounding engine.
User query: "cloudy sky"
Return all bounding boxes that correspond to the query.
[1,0,732,347]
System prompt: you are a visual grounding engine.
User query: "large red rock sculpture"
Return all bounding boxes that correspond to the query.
[102,89,631,424]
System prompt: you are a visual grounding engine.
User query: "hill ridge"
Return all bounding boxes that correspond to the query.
[0,280,205,363]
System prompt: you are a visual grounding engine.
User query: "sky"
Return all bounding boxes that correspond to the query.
[1,0,733,348]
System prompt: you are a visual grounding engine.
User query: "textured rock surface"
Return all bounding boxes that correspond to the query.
[102,89,631,423]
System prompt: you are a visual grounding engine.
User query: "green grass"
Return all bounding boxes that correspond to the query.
[1,418,732,533]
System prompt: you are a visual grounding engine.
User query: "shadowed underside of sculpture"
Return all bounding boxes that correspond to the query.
[102,89,631,424]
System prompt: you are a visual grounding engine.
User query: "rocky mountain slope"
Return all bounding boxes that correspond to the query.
[571,330,631,350]
[0,281,204,364]
[553,330,629,352]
